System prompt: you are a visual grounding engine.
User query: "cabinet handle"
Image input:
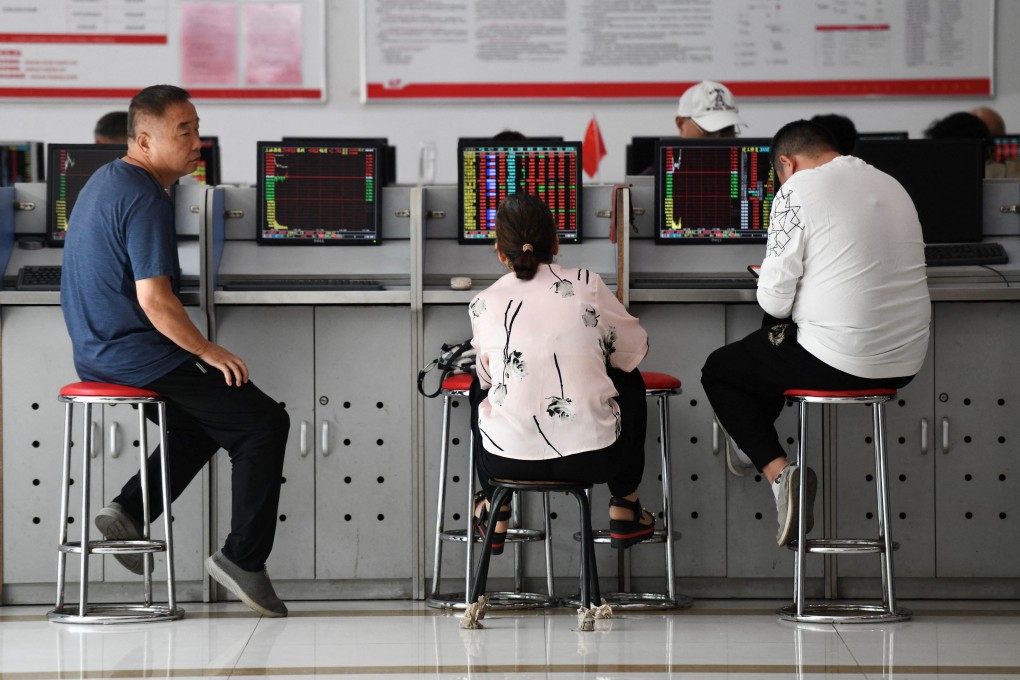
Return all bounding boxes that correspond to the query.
[941,416,950,454]
[321,421,331,457]
[108,422,120,458]
[920,418,928,455]
[90,421,99,459]
[711,419,720,456]
[299,420,309,457]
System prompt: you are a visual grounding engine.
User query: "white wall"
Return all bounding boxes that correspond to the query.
[2,0,1017,186]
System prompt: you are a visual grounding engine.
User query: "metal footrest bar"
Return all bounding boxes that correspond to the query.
[60,540,167,555]
[426,590,559,610]
[440,527,545,544]
[563,591,693,610]
[787,538,899,555]
[48,603,185,625]
[777,601,911,624]
[578,528,681,545]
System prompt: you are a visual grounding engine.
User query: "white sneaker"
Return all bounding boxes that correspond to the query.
[776,465,816,546]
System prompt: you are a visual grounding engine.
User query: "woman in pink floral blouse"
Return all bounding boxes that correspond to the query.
[469,192,655,553]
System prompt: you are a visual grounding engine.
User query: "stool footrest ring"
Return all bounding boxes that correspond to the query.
[573,528,681,545]
[777,602,911,624]
[60,539,168,555]
[440,528,545,544]
[563,592,693,610]
[787,538,898,555]
[426,591,559,610]
[48,604,185,625]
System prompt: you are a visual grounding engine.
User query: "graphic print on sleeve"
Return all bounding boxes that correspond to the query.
[767,185,804,258]
[492,299,525,406]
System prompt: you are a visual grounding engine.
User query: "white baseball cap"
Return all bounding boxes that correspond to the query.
[677,81,746,133]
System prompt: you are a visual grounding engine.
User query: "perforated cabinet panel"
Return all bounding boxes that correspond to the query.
[214,306,316,580]
[630,303,728,578]
[314,306,413,580]
[2,307,103,585]
[933,303,1020,577]
[835,337,935,578]
[721,305,821,579]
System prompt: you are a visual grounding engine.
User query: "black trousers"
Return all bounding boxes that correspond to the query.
[701,317,913,472]
[470,367,647,500]
[113,357,289,571]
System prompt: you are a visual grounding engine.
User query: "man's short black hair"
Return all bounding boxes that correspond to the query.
[810,113,858,156]
[94,111,128,142]
[128,84,192,138]
[770,119,839,170]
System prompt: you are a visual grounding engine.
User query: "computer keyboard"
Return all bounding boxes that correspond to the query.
[924,242,1008,267]
[221,278,385,291]
[631,277,756,290]
[16,265,61,291]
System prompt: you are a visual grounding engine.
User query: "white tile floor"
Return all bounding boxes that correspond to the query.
[0,599,1018,679]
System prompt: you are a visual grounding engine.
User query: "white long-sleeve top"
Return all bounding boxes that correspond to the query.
[469,263,648,461]
[757,155,931,379]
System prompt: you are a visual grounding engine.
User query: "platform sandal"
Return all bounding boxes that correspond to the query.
[472,491,512,556]
[608,496,656,549]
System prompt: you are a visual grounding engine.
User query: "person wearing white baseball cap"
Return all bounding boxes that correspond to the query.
[675,80,746,138]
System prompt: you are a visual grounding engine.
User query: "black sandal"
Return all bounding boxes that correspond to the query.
[472,491,512,556]
[608,496,656,549]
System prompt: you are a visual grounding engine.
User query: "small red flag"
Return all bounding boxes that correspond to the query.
[582,115,606,179]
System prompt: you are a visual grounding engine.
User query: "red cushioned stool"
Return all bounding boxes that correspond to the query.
[425,373,555,610]
[569,371,692,610]
[778,388,909,624]
[49,382,183,624]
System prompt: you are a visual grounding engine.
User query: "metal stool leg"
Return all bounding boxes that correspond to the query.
[54,401,74,613]
[77,402,93,619]
[543,492,555,598]
[469,486,512,603]
[138,402,153,607]
[428,394,453,601]
[658,392,677,603]
[794,399,809,619]
[156,402,179,613]
[874,401,897,615]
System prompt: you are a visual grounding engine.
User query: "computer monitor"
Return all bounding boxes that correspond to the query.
[256,141,383,245]
[857,131,909,141]
[281,137,396,185]
[992,134,1019,163]
[654,138,775,244]
[856,138,985,244]
[626,136,660,175]
[47,143,127,245]
[458,139,582,244]
[190,136,220,186]
[1,141,44,185]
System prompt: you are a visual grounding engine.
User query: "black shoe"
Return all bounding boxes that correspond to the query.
[472,491,512,556]
[608,496,656,549]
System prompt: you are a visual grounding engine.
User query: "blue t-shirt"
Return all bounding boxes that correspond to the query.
[60,159,191,387]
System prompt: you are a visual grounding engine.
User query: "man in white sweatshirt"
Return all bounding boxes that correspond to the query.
[701,119,931,546]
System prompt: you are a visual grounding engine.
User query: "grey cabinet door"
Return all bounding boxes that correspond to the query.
[314,306,413,580]
[214,306,316,579]
[933,303,1020,577]
[835,335,935,578]
[2,306,104,585]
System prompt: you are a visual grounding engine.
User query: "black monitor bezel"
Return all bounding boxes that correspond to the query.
[281,137,395,186]
[857,131,910,141]
[855,138,985,245]
[191,136,220,186]
[654,137,775,245]
[0,140,44,184]
[626,136,661,176]
[46,143,127,246]
[255,140,384,246]
[456,138,583,245]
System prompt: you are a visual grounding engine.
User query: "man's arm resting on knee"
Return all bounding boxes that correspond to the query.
[136,276,249,386]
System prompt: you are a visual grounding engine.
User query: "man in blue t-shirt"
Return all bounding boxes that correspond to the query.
[61,84,289,618]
